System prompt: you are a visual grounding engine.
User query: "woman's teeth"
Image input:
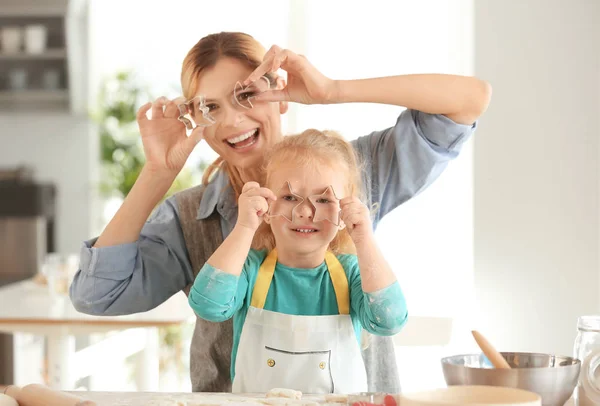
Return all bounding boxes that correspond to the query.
[294,229,317,233]
[227,129,258,148]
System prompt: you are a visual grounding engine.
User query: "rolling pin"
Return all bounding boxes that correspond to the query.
[471,330,511,369]
[4,384,96,406]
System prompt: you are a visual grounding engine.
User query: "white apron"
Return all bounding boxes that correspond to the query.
[232,249,368,394]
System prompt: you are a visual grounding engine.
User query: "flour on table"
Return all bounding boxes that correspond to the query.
[187,397,228,406]
[120,392,320,406]
[132,400,186,406]
[262,399,319,406]
[186,395,258,406]
[144,394,237,406]
[221,402,265,406]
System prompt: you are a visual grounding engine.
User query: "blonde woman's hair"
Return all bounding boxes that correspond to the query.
[252,129,363,255]
[180,32,271,197]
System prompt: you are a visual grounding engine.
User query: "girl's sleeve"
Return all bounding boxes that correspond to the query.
[188,264,249,322]
[344,255,409,335]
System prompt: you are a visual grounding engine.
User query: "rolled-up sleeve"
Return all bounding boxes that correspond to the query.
[352,109,476,227]
[69,197,195,315]
[351,276,408,336]
[188,265,247,322]
[341,254,408,336]
[360,283,408,335]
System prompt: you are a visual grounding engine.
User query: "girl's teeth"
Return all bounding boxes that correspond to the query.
[228,129,257,144]
[295,229,315,233]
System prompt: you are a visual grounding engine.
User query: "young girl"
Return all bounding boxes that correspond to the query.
[188,129,408,394]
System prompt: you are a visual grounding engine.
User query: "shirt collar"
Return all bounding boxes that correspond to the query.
[196,169,236,220]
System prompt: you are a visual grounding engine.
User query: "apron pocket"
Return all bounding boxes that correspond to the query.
[260,346,334,393]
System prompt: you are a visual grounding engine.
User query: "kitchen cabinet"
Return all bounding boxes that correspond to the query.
[0,0,88,114]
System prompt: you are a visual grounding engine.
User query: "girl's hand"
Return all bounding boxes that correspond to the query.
[136,96,205,176]
[340,197,374,245]
[237,182,277,231]
[243,45,339,105]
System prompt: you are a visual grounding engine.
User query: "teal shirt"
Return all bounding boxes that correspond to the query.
[188,249,408,381]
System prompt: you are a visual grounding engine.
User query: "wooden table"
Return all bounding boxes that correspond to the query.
[70,392,316,406]
[0,279,195,390]
[65,391,576,406]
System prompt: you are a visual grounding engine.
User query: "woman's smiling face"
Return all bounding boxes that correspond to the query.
[192,57,287,170]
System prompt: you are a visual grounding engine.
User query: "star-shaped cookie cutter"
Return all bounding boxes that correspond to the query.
[307,185,342,226]
[267,183,343,226]
[233,76,271,110]
[266,181,305,223]
[177,94,216,131]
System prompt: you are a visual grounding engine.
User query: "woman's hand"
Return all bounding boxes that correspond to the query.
[244,45,339,105]
[136,96,205,176]
[236,182,277,232]
[340,197,374,246]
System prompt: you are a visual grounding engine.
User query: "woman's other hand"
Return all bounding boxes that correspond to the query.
[136,96,205,176]
[244,45,339,105]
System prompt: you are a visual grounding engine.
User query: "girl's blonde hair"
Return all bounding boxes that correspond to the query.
[252,129,363,255]
[180,32,269,197]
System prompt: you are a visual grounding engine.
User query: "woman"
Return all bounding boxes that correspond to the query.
[69,32,491,393]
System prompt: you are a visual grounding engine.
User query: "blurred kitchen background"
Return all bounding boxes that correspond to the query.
[0,0,598,394]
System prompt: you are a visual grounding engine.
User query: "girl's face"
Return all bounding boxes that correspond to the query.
[192,57,287,171]
[266,160,348,259]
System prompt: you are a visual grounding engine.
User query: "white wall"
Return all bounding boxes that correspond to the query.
[0,112,93,254]
[473,0,600,356]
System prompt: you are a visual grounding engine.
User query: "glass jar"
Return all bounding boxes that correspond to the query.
[41,253,77,297]
[574,316,600,405]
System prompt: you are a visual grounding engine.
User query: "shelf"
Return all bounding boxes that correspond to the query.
[0,0,68,17]
[0,9,65,18]
[0,49,67,60]
[0,89,67,101]
[0,90,69,110]
[0,0,88,114]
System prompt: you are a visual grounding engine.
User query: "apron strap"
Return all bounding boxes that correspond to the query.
[325,251,350,315]
[250,249,278,309]
[250,249,350,315]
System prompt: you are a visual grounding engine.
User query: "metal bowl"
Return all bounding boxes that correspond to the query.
[441,352,580,406]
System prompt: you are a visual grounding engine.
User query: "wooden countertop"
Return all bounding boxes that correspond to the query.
[68,391,576,406]
[73,392,326,406]
[0,389,574,406]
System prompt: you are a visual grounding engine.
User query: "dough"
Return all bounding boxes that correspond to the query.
[266,388,302,400]
[0,394,18,406]
[144,400,187,406]
[324,394,348,403]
